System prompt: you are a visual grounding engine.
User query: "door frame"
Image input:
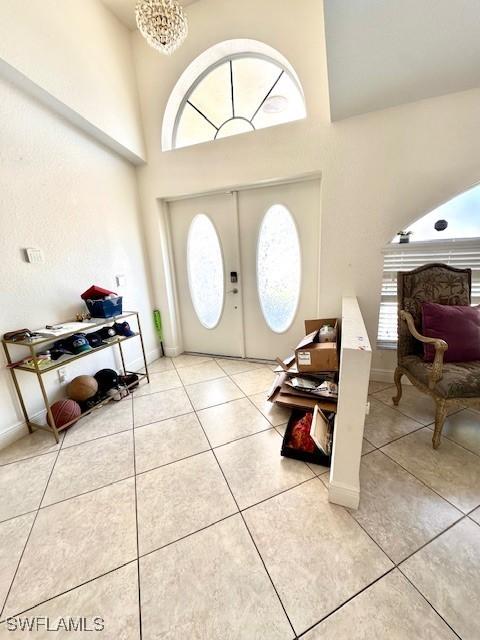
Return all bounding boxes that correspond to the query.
[157,170,322,358]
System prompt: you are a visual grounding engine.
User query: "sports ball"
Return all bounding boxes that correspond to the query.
[67,375,98,401]
[47,399,81,428]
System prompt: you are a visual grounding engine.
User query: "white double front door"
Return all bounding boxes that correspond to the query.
[168,179,320,360]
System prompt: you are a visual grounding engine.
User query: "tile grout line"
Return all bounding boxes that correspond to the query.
[138,512,240,561]
[374,448,466,515]
[130,398,143,640]
[208,424,277,451]
[8,408,472,571]
[209,446,299,639]
[379,446,475,514]
[2,359,476,635]
[0,508,39,528]
[175,363,299,639]
[0,559,139,624]
[2,493,468,634]
[0,358,282,629]
[369,393,427,426]
[0,441,63,620]
[0,435,65,468]
[336,467,466,569]
[61,396,133,447]
[338,492,397,568]
[371,391,467,438]
[0,364,274,467]
[396,514,467,567]
[395,566,463,640]
[0,399,138,625]
[365,423,426,451]
[2,423,307,523]
[424,424,480,458]
[138,476,320,563]
[369,414,480,460]
[0,382,468,467]
[295,565,397,639]
[0,393,134,464]
[62,424,131,451]
[236,512,299,639]
[315,473,465,640]
[36,474,136,512]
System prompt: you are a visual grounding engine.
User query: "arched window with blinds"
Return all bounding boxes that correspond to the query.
[377,186,480,348]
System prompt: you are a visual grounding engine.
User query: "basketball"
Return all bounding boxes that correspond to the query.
[47,399,81,428]
[67,375,98,401]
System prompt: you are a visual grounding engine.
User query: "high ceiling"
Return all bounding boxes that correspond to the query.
[103,0,480,122]
[324,0,480,120]
[102,0,198,31]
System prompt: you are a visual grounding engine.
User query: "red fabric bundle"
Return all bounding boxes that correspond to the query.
[81,285,117,301]
[288,413,316,453]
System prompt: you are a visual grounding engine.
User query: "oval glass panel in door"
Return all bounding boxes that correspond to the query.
[257,204,301,333]
[187,214,225,329]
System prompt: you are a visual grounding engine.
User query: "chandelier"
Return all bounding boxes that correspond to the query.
[136,0,188,55]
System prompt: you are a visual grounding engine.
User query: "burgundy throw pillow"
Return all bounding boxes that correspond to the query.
[422,302,480,362]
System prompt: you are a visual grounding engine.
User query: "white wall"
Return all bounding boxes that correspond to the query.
[0,76,157,444]
[0,0,146,162]
[324,0,480,120]
[131,0,480,375]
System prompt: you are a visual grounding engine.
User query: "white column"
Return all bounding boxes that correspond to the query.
[328,296,371,509]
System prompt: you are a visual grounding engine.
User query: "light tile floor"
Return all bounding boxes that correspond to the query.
[0,357,479,639]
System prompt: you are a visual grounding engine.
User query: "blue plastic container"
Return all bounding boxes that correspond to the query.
[85,296,123,319]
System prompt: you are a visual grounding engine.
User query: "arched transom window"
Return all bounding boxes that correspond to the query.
[172,53,306,150]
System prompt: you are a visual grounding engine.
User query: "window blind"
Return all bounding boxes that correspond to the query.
[377,238,480,348]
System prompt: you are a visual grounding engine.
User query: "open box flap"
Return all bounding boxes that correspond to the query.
[310,404,333,455]
[295,330,318,350]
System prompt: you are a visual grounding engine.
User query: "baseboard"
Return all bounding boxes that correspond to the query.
[127,347,161,372]
[164,345,182,357]
[370,368,394,383]
[327,479,360,510]
[370,368,411,385]
[0,407,47,450]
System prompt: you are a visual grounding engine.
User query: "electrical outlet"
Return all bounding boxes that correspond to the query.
[365,401,370,416]
[58,368,67,384]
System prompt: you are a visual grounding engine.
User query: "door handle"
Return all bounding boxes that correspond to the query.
[227,288,239,294]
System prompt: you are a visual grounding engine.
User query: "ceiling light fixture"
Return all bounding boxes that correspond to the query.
[262,95,288,114]
[135,0,188,55]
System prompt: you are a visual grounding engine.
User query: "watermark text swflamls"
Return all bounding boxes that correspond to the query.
[6,616,105,632]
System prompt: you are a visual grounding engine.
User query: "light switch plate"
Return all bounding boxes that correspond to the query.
[115,274,126,287]
[25,248,44,264]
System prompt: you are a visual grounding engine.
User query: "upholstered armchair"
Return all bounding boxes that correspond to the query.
[393,263,480,448]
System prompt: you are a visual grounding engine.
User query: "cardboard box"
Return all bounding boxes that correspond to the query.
[267,374,337,413]
[294,318,339,373]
